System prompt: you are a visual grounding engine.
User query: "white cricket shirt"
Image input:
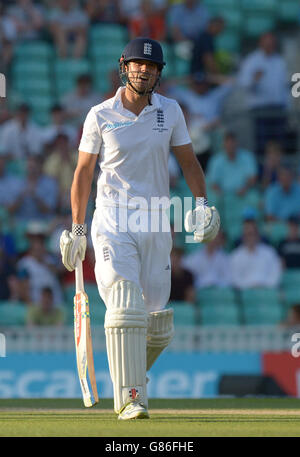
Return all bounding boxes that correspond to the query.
[79,87,191,210]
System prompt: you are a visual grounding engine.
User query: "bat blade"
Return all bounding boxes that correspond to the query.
[74,291,98,407]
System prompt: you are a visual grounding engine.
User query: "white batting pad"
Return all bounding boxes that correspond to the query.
[105,280,147,413]
[147,308,174,371]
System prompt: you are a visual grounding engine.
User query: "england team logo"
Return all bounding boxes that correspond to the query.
[144,43,152,56]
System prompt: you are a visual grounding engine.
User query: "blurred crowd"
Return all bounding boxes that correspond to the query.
[0,0,300,327]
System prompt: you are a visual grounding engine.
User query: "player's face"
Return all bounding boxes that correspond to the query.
[126,60,159,94]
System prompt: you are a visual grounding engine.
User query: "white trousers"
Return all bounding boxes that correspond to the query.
[91,206,172,312]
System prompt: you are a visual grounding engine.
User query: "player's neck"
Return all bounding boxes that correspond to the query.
[122,87,150,116]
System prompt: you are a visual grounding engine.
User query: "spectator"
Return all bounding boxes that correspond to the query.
[169,246,195,303]
[0,152,24,213]
[168,0,210,43]
[61,74,102,127]
[167,73,233,132]
[237,32,289,154]
[0,103,44,159]
[129,0,166,41]
[0,246,16,301]
[190,16,225,76]
[85,0,122,24]
[17,222,63,306]
[8,269,33,306]
[7,155,59,223]
[182,230,232,289]
[42,104,78,148]
[8,0,45,41]
[43,133,77,213]
[281,304,300,327]
[0,3,18,71]
[177,102,211,166]
[120,0,166,22]
[259,140,283,191]
[230,219,282,289]
[26,287,65,326]
[206,131,257,196]
[48,0,89,58]
[265,166,300,221]
[278,217,300,269]
[104,69,122,99]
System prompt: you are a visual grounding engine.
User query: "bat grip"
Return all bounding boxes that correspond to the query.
[75,257,84,293]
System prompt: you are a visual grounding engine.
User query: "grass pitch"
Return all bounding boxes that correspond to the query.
[0,398,300,437]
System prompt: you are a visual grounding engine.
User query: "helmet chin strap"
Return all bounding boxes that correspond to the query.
[126,74,161,97]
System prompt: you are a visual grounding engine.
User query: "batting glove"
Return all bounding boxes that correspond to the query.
[184,197,220,243]
[60,223,87,272]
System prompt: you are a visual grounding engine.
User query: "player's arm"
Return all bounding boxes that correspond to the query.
[172,143,220,243]
[60,151,98,271]
[172,143,207,199]
[71,150,98,224]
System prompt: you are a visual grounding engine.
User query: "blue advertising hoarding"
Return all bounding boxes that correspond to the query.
[0,351,261,398]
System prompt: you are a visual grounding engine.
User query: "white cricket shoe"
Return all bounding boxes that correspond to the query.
[118,400,150,420]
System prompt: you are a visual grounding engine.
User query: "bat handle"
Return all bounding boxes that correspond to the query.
[75,257,84,293]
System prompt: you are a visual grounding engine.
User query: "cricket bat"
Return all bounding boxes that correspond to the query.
[74,257,99,407]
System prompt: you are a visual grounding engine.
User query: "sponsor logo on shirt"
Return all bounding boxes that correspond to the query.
[153,109,168,133]
[105,121,135,131]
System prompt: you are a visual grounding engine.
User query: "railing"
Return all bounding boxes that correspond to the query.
[1,325,298,353]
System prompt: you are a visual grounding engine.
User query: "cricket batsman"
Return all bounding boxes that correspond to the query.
[60,37,220,420]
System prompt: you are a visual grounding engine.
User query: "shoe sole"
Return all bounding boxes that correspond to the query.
[118,411,150,421]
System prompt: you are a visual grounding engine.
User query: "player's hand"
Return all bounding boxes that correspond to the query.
[60,229,87,272]
[184,200,220,243]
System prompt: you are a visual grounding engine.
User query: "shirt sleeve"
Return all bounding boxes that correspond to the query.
[78,108,102,154]
[170,102,191,147]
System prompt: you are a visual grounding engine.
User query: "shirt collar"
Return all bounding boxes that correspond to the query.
[112,86,162,113]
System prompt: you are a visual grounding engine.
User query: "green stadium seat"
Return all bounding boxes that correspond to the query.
[201,303,240,326]
[24,94,55,112]
[14,41,55,60]
[240,288,281,306]
[243,302,283,325]
[63,283,104,305]
[31,109,51,126]
[244,14,276,37]
[55,58,91,96]
[63,284,106,326]
[196,287,237,306]
[13,77,53,96]
[55,58,90,75]
[12,61,50,78]
[278,0,300,22]
[160,42,175,78]
[12,221,29,253]
[281,269,300,289]
[204,0,240,8]
[168,302,196,326]
[0,302,27,326]
[283,289,300,307]
[218,10,243,30]
[90,42,123,60]
[89,24,128,43]
[241,0,277,12]
[216,30,241,54]
[90,303,106,325]
[174,57,190,77]
[262,221,288,246]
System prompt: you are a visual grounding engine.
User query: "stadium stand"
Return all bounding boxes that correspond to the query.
[0,0,299,335]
